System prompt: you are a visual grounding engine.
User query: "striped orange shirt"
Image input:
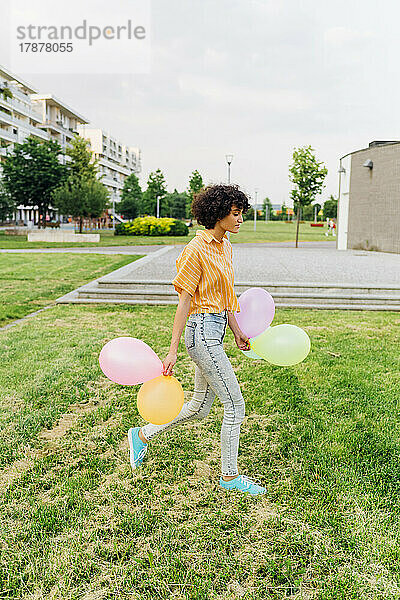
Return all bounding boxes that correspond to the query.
[172,229,240,315]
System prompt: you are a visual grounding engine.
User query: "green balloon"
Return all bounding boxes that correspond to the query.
[251,324,311,366]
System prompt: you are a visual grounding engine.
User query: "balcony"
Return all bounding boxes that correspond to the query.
[0,129,18,143]
[0,95,43,123]
[0,108,14,127]
[98,156,131,176]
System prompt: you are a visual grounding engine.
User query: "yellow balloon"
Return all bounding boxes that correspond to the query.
[137,375,184,425]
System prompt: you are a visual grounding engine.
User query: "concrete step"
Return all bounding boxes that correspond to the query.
[97,279,400,296]
[55,278,400,311]
[78,286,400,305]
[59,297,400,311]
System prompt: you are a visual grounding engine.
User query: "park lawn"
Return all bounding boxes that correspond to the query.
[0,221,332,249]
[0,253,140,327]
[0,304,399,599]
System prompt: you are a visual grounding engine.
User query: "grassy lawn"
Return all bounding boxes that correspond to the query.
[0,303,399,599]
[0,253,140,327]
[0,221,333,249]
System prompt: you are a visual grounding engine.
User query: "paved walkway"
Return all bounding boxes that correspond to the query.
[100,244,400,287]
[0,241,334,254]
[0,245,163,255]
[2,241,399,286]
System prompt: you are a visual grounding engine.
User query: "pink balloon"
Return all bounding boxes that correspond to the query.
[99,337,163,385]
[235,287,275,338]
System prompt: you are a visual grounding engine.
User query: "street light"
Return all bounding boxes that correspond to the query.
[254,188,258,231]
[225,154,234,241]
[225,154,233,184]
[112,192,116,231]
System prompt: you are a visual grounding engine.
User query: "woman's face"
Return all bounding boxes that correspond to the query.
[218,205,244,233]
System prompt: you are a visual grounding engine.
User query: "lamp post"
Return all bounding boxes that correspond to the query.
[225,154,233,184]
[253,188,258,231]
[225,154,233,241]
[156,195,159,219]
[112,192,116,231]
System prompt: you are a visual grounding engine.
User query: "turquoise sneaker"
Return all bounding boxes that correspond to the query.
[128,427,148,470]
[219,474,267,496]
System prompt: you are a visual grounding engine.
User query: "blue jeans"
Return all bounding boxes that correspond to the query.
[141,310,246,476]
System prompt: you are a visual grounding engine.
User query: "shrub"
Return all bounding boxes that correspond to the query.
[115,216,189,236]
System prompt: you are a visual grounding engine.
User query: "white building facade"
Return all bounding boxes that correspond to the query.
[76,126,141,205]
[0,65,89,225]
[1,65,142,227]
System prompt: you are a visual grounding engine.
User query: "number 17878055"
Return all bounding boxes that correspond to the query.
[19,42,73,52]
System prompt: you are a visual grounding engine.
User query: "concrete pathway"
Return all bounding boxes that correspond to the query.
[0,241,335,254]
[0,245,164,255]
[3,241,398,286]
[106,244,399,286]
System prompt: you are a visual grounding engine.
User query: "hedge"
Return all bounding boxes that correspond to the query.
[115,216,189,236]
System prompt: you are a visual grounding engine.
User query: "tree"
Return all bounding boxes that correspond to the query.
[53,133,108,229]
[164,189,189,219]
[323,195,338,219]
[0,181,15,222]
[262,197,273,220]
[52,178,109,233]
[289,145,328,247]
[66,134,99,181]
[277,203,289,221]
[187,170,204,218]
[1,137,67,227]
[117,173,143,220]
[142,169,167,217]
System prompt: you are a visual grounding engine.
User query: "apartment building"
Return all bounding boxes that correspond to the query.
[0,66,48,161]
[0,65,89,224]
[77,126,141,203]
[1,65,142,226]
[30,94,89,156]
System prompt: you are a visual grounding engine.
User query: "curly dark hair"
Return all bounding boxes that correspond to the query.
[191,184,251,229]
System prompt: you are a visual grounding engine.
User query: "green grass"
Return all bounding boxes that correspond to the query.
[0,253,140,327]
[0,304,399,598]
[0,221,333,248]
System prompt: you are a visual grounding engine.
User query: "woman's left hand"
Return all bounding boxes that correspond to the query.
[234,332,251,351]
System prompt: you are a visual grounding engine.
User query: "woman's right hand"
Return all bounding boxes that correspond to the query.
[162,351,177,376]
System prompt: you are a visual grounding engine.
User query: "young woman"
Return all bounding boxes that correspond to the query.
[128,184,267,496]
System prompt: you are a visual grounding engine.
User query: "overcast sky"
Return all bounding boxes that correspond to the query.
[3,0,400,206]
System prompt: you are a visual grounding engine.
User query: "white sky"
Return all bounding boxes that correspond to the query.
[3,0,400,206]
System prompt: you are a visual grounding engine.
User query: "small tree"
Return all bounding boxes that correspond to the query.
[66,134,99,181]
[117,173,143,220]
[323,195,338,219]
[187,170,204,218]
[289,146,328,247]
[52,177,109,233]
[2,87,13,101]
[279,203,289,221]
[142,169,167,217]
[262,197,273,220]
[1,137,67,227]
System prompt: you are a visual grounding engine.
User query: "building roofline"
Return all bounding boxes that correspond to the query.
[340,140,400,161]
[30,93,89,124]
[77,125,140,152]
[0,64,38,93]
